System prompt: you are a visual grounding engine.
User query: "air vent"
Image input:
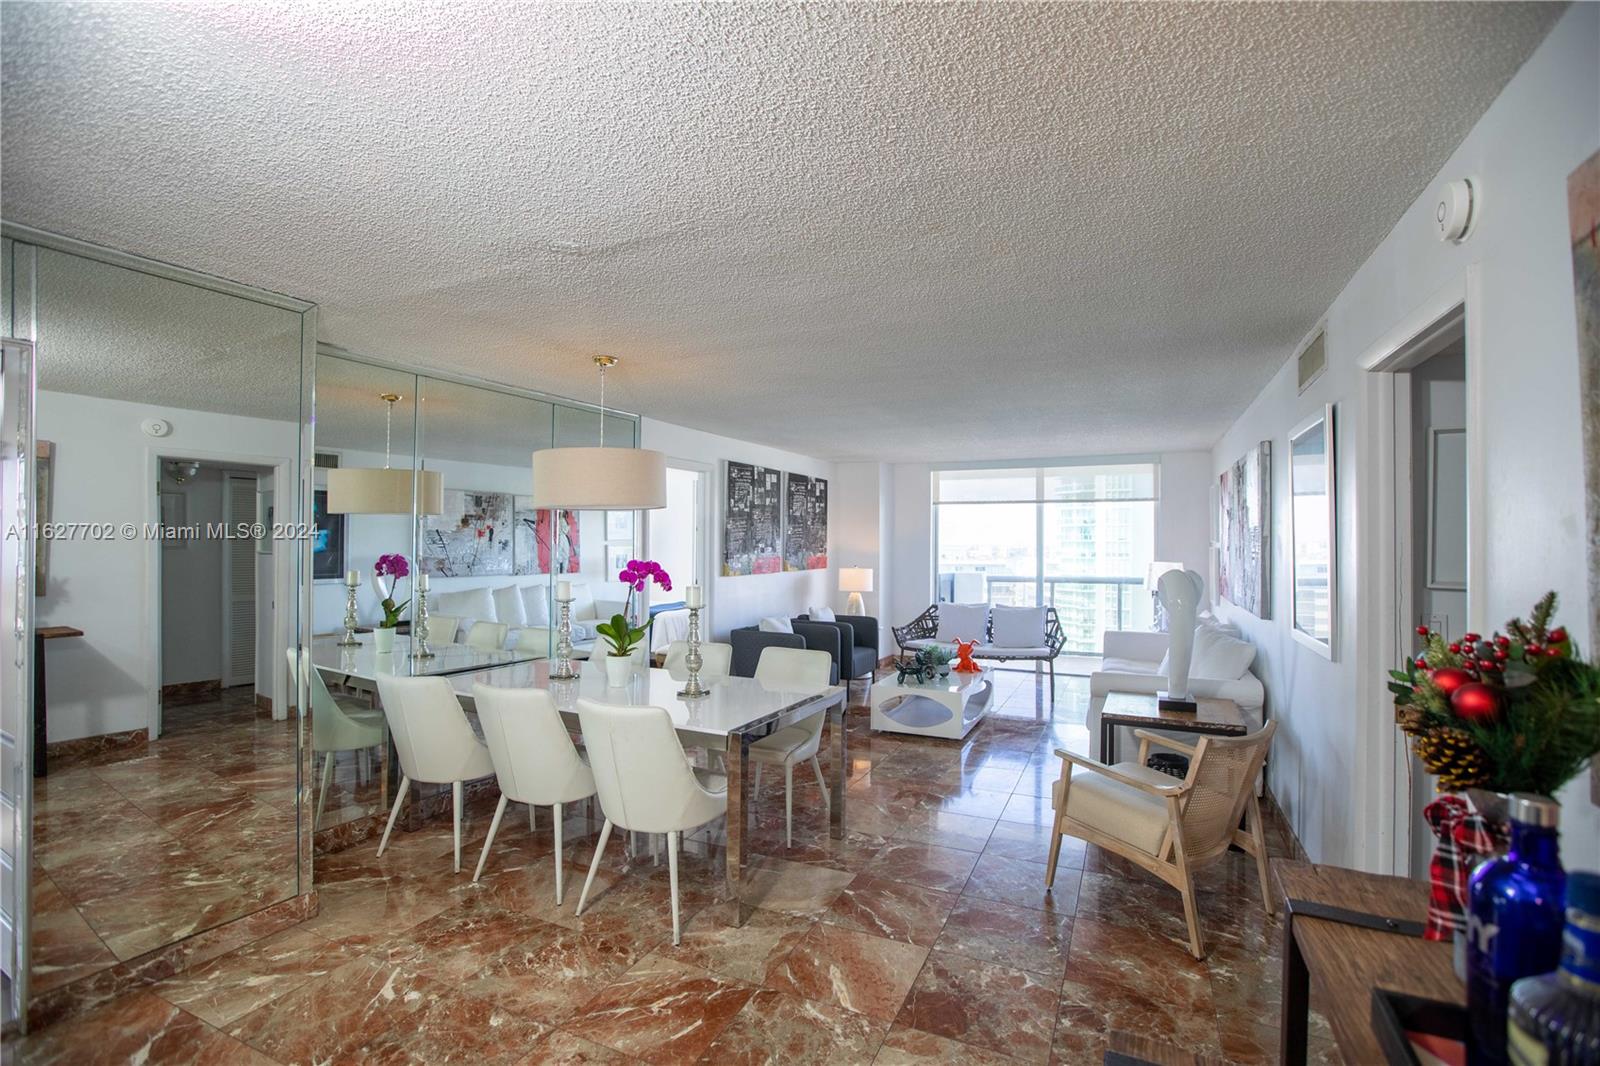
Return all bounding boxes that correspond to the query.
[1297,329,1327,393]
[314,452,340,469]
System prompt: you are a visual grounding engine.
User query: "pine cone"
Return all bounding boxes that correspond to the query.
[1395,706,1429,736]
[1413,727,1490,790]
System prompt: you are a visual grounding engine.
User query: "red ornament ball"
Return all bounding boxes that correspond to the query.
[1478,659,1497,672]
[1430,667,1475,696]
[1494,635,1511,649]
[1463,632,1481,644]
[1547,647,1562,658]
[1415,657,1428,669]
[1493,648,1509,661]
[1448,643,1462,654]
[1549,628,1568,644]
[1416,625,1431,636]
[1526,643,1543,656]
[1451,682,1501,721]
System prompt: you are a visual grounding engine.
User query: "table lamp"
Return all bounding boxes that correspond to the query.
[839,567,874,616]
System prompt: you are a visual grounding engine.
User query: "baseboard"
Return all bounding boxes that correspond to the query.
[159,678,221,707]
[26,890,318,1034]
[44,727,148,772]
[254,692,273,714]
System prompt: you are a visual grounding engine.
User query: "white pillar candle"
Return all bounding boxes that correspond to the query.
[346,569,359,587]
[685,584,703,609]
[417,572,430,592]
[557,579,571,601]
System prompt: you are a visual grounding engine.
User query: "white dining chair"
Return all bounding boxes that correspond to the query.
[751,646,834,847]
[470,684,597,898]
[425,615,461,644]
[464,621,509,651]
[575,699,728,945]
[289,648,387,829]
[374,675,496,873]
[663,641,733,682]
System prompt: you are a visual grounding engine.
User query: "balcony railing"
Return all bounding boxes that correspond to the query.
[939,573,1148,656]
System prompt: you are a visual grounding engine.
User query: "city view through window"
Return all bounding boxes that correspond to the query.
[933,463,1158,655]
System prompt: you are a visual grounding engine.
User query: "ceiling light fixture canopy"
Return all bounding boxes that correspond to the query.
[531,355,666,510]
[326,392,444,515]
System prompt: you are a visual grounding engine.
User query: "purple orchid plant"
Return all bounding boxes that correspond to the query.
[372,553,411,629]
[595,559,672,658]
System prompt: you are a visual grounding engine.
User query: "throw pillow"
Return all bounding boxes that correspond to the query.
[1191,625,1257,680]
[758,616,794,634]
[990,605,1046,648]
[520,585,552,627]
[809,606,837,622]
[935,603,990,644]
[492,585,527,628]
[433,586,496,625]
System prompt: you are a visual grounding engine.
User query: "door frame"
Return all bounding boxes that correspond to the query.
[650,457,715,627]
[1355,267,1485,875]
[146,449,295,738]
[220,469,265,690]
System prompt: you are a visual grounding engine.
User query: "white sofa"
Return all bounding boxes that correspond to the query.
[425,579,625,657]
[1086,622,1265,763]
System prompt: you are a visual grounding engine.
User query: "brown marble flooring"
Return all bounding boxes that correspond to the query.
[29,691,299,993]
[12,668,1342,1065]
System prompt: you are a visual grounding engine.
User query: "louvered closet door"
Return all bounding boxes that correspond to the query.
[222,474,257,689]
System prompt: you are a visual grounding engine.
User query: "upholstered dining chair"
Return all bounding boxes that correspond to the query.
[663,640,733,682]
[751,646,834,847]
[464,620,509,651]
[373,675,496,873]
[470,684,597,899]
[575,699,727,945]
[289,648,387,829]
[425,615,461,645]
[1045,721,1278,958]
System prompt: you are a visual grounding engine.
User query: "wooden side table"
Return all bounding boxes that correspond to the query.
[1098,690,1247,764]
[1274,859,1459,1065]
[34,625,84,777]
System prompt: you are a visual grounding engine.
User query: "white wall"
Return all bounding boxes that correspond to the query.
[853,452,1213,634]
[36,390,299,741]
[158,467,224,686]
[1211,5,1598,872]
[640,418,835,637]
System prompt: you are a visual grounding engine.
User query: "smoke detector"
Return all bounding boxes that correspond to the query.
[1435,178,1477,243]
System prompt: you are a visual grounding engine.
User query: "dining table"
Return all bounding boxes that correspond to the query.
[311,636,849,926]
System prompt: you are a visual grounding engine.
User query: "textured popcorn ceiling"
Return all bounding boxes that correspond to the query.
[0,2,1564,461]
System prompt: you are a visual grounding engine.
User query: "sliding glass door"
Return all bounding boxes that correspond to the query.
[932,462,1158,655]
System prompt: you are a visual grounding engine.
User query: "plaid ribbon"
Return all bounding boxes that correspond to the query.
[1423,795,1509,941]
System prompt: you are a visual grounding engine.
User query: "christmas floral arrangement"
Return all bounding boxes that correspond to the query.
[1393,593,1600,941]
[1391,592,1600,795]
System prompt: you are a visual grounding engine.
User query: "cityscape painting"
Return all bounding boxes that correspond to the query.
[783,472,829,571]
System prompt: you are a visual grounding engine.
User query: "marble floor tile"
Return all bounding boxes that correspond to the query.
[873,1024,1026,1064]
[14,990,276,1066]
[151,925,354,1028]
[737,855,856,916]
[981,819,1087,869]
[890,808,998,853]
[563,954,756,1064]
[894,951,1060,1065]
[517,1029,634,1064]
[763,920,929,1022]
[861,840,980,893]
[821,873,958,947]
[661,906,811,984]
[702,987,890,1064]
[963,851,1080,916]
[460,920,646,1024]
[931,896,1072,979]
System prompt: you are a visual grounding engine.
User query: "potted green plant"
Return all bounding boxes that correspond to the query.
[370,553,410,654]
[594,559,672,686]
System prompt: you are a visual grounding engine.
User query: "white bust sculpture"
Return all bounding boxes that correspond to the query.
[1157,568,1206,701]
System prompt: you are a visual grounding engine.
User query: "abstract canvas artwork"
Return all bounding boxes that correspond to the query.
[419,489,513,576]
[1219,441,1271,618]
[783,472,829,571]
[723,461,782,575]
[1569,148,1600,664]
[510,499,580,575]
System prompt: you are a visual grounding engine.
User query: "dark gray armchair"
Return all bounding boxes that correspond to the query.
[798,614,879,688]
[730,621,842,682]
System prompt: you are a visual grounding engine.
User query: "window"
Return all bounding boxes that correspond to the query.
[932,462,1158,655]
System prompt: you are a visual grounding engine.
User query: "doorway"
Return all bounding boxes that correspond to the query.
[649,462,712,617]
[156,457,273,734]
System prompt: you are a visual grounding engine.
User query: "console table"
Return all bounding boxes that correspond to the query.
[1275,859,1460,1065]
[1098,689,1246,764]
[34,625,84,777]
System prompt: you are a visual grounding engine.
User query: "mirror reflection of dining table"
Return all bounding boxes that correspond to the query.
[310,633,848,925]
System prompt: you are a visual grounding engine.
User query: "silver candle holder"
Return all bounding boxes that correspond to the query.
[411,580,435,660]
[677,603,708,699]
[339,578,361,647]
[550,591,578,680]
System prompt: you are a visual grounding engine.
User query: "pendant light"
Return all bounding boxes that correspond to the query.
[326,393,444,515]
[531,355,666,510]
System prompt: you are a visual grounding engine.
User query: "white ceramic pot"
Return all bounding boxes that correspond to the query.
[372,626,396,655]
[604,653,633,687]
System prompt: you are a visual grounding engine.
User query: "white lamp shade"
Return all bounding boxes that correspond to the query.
[531,446,668,510]
[326,467,443,515]
[839,567,874,593]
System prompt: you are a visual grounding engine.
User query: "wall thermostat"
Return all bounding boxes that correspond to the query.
[141,418,172,438]
[1435,178,1476,243]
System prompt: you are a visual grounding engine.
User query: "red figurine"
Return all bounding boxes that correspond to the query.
[952,638,982,673]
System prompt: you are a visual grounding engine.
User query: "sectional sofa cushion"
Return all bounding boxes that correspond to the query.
[492,585,527,628]
[432,586,496,627]
[991,605,1047,648]
[935,603,990,644]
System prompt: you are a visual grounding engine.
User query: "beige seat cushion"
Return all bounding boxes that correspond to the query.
[1051,761,1173,856]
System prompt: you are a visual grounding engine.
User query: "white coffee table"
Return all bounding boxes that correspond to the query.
[870,667,993,740]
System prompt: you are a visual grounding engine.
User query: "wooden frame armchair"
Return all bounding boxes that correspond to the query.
[1045,721,1278,958]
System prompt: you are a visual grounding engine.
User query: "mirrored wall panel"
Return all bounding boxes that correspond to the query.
[13,237,308,1000]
